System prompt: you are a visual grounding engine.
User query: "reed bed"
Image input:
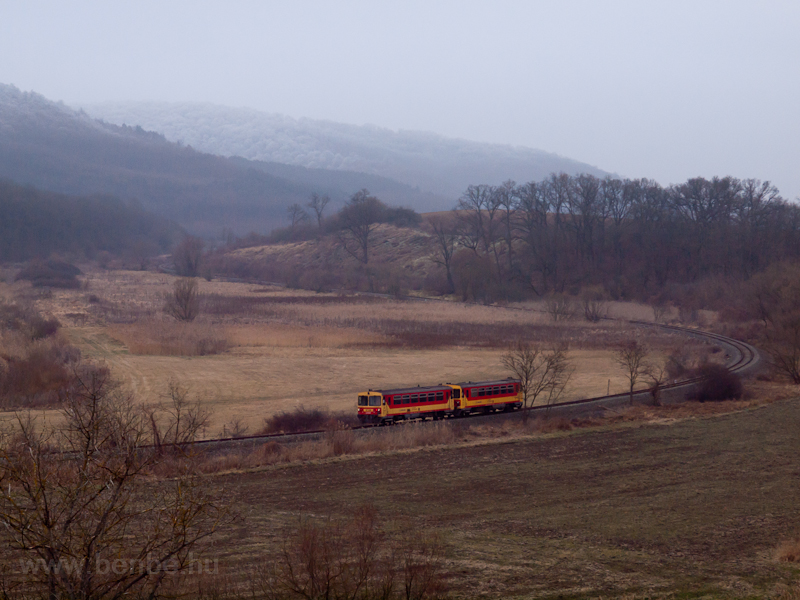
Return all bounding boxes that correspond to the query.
[109,319,230,356]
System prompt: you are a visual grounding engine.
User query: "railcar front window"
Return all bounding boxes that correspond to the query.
[358,395,369,406]
[369,397,381,407]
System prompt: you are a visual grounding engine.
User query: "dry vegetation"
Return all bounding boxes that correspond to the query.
[181,395,800,599]
[174,395,777,476]
[3,265,799,598]
[0,268,721,436]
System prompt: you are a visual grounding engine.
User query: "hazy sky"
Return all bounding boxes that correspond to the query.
[2,1,799,198]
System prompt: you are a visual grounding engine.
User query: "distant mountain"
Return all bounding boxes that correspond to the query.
[0,84,434,235]
[82,101,610,199]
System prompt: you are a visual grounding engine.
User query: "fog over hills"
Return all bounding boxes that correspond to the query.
[82,101,610,199]
[0,84,437,235]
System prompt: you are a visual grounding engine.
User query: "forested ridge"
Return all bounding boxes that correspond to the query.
[0,180,180,262]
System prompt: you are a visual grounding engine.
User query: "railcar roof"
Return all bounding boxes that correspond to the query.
[454,378,520,388]
[363,385,452,395]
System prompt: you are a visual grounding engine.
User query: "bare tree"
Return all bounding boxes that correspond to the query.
[581,287,608,323]
[172,236,205,277]
[645,361,669,406]
[502,342,572,420]
[307,193,331,228]
[428,215,458,294]
[253,505,445,600]
[545,294,575,322]
[0,365,224,600]
[149,380,212,450]
[763,313,800,384]
[164,277,200,322]
[652,302,669,324]
[336,189,386,266]
[615,340,649,405]
[287,203,310,232]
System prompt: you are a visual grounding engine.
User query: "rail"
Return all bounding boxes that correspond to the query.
[181,318,761,450]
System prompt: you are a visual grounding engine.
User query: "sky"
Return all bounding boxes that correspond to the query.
[1,0,799,198]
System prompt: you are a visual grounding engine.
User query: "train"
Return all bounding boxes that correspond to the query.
[357,378,522,425]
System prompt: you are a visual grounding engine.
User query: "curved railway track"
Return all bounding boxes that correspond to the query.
[183,318,761,452]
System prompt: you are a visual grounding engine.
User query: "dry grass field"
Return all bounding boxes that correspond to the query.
[4,267,798,598]
[2,269,713,436]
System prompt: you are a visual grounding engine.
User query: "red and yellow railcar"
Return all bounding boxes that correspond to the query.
[448,379,522,415]
[357,378,522,425]
[357,385,454,425]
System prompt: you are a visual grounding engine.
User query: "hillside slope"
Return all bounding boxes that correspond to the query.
[83,101,611,198]
[0,84,434,235]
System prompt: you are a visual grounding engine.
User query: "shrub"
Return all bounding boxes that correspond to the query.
[164,277,200,322]
[690,363,743,402]
[253,506,446,600]
[260,407,334,434]
[0,337,80,408]
[15,258,82,288]
[776,539,800,562]
[0,301,60,340]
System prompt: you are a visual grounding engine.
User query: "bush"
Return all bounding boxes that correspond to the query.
[15,258,82,288]
[0,337,80,408]
[253,505,446,600]
[0,301,60,340]
[260,407,336,434]
[776,539,800,562]
[690,363,743,402]
[164,277,200,322]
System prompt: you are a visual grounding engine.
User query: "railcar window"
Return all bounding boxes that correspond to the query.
[478,388,485,397]
[358,395,368,406]
[402,395,410,404]
[493,386,500,395]
[429,393,436,401]
[369,397,381,407]
[453,389,461,399]
[501,385,508,394]
[436,391,444,401]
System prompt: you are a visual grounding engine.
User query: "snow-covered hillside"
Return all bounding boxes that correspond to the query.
[82,102,609,199]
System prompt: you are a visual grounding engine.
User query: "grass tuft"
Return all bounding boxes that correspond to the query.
[776,538,800,562]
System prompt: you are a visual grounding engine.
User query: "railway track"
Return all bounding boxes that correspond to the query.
[184,318,761,452]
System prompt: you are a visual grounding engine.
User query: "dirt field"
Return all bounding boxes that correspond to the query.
[207,397,800,598]
[2,269,711,436]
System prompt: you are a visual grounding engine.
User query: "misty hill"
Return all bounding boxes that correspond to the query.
[0,179,180,263]
[0,84,435,235]
[82,101,610,199]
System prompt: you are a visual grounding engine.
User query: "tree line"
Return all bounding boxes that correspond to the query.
[439,174,797,302]
[0,180,179,264]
